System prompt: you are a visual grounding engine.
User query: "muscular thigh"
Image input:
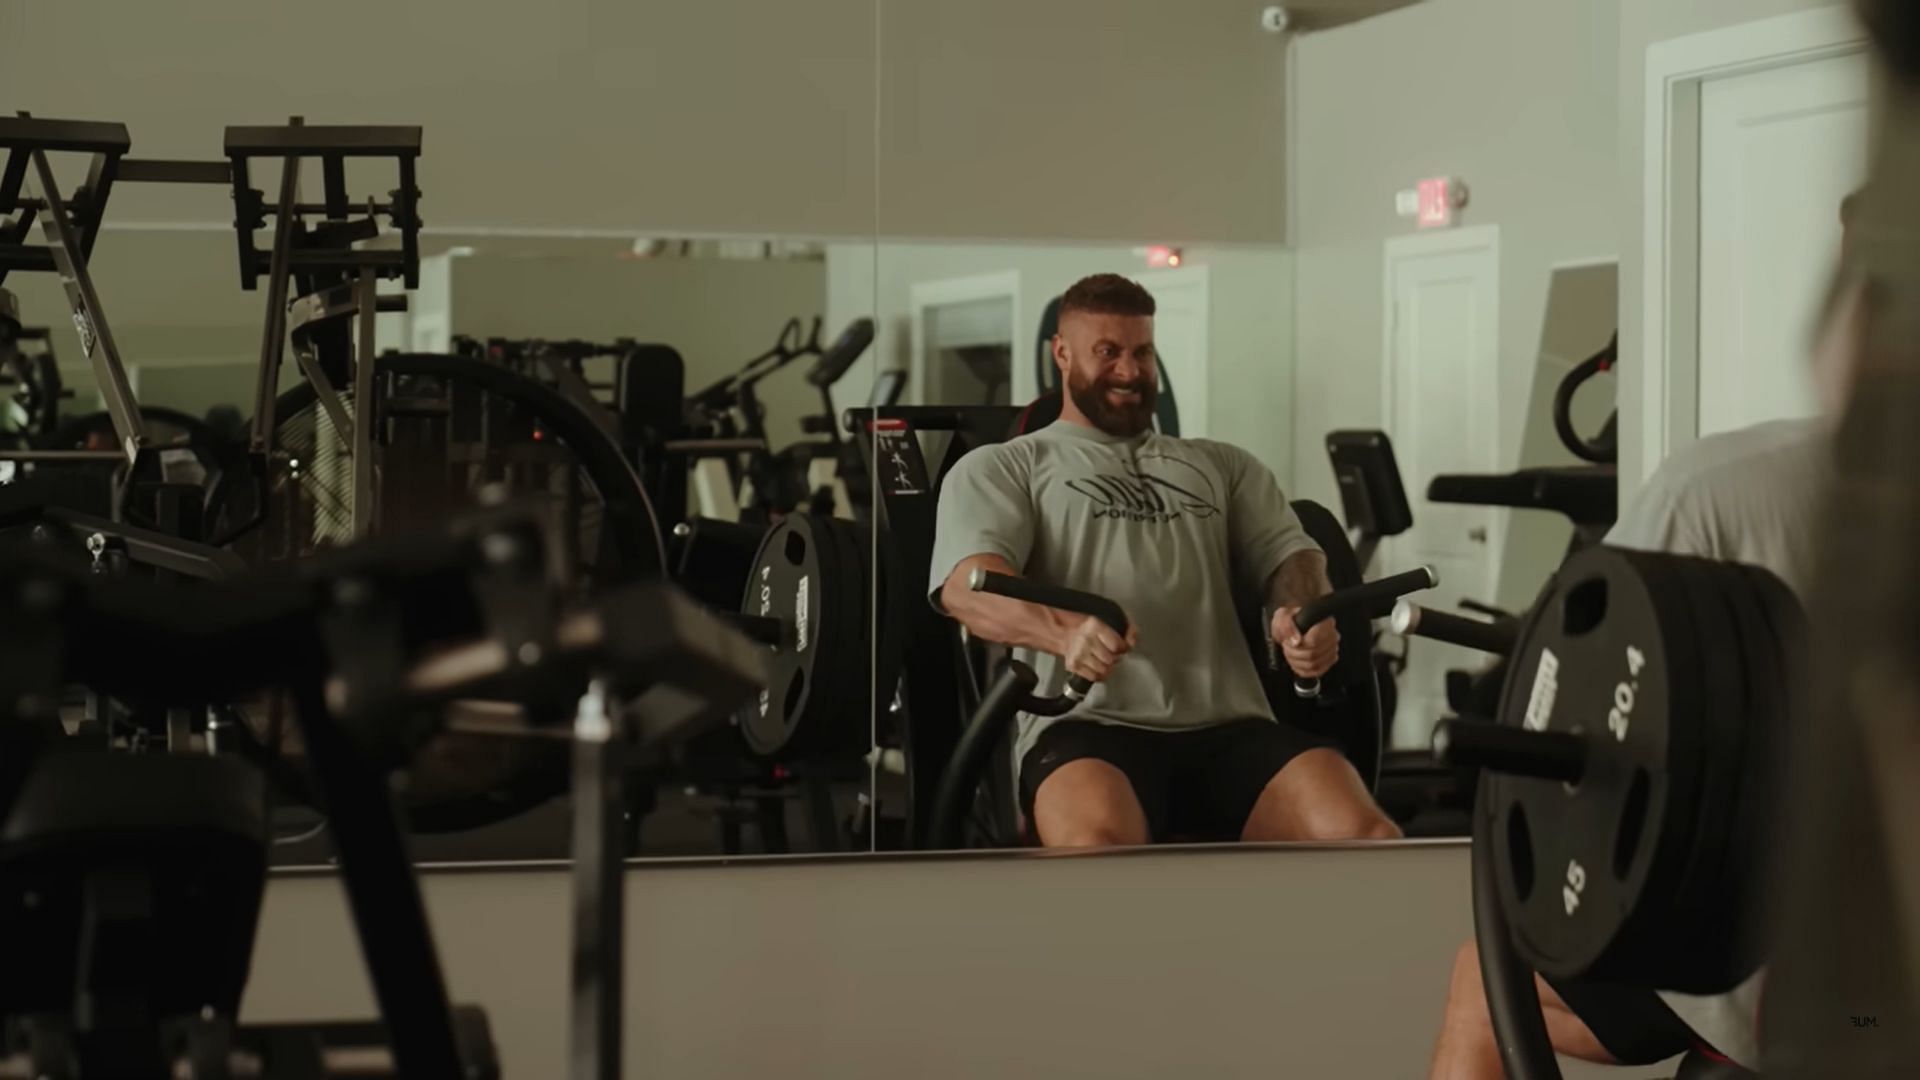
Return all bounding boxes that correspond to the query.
[1020,721,1171,841]
[1166,718,1335,840]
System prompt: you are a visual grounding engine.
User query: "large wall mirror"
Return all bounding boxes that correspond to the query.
[0,0,887,863]
[859,0,1322,855]
[0,0,1501,870]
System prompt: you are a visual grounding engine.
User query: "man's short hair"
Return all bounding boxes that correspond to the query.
[1059,273,1156,320]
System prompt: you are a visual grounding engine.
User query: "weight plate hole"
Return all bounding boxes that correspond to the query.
[783,531,807,567]
[783,670,805,720]
[1562,577,1609,637]
[1506,805,1535,902]
[1614,768,1651,880]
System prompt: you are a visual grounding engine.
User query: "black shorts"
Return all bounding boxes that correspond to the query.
[1544,976,1703,1065]
[1017,717,1334,842]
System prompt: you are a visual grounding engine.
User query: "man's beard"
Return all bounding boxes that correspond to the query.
[1067,366,1157,437]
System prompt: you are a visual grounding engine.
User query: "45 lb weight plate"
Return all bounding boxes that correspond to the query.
[737,514,871,758]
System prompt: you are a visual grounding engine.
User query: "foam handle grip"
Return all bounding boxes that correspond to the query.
[969,570,1129,635]
[1269,566,1440,701]
[1260,604,1321,699]
[970,569,1127,702]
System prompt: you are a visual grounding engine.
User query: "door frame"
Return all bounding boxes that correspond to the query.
[1381,223,1503,581]
[909,269,1022,407]
[1639,5,1867,481]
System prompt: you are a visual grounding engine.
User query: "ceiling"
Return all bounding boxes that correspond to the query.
[1293,0,1425,32]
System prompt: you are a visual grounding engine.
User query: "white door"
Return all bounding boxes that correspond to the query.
[1383,227,1501,748]
[1136,266,1210,438]
[909,271,1021,407]
[1697,51,1869,437]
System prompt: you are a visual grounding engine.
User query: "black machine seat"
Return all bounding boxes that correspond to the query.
[1427,465,1618,526]
[0,752,266,1025]
[1008,389,1064,438]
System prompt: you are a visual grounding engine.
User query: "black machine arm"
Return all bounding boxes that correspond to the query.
[1390,600,1518,656]
[1472,795,1561,1079]
[967,567,1129,702]
[0,506,764,1080]
[926,657,1042,850]
[1426,469,1618,527]
[799,317,877,443]
[1554,333,1618,466]
[923,572,1131,848]
[1264,566,1439,698]
[686,316,815,414]
[806,316,876,390]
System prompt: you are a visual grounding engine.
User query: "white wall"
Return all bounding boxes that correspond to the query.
[444,254,830,450]
[2,1,1292,244]
[1498,262,1619,607]
[1288,0,1622,541]
[1,0,879,236]
[5,229,301,416]
[876,0,1290,244]
[827,243,1295,479]
[243,844,1672,1080]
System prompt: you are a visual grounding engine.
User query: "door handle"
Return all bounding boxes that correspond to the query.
[1468,527,1488,544]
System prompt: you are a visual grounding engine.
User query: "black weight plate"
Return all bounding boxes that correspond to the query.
[1490,546,1703,982]
[1657,560,1742,893]
[818,515,876,757]
[1583,551,1715,984]
[1638,558,1751,989]
[739,517,834,756]
[819,514,878,757]
[1688,561,1783,991]
[819,514,874,753]
[1718,565,1800,965]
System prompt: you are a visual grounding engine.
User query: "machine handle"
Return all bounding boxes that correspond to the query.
[969,569,1129,701]
[1269,566,1438,699]
[1390,601,1517,656]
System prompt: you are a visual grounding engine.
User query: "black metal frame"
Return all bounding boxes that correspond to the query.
[225,120,424,545]
[0,115,145,465]
[0,114,427,555]
[0,506,763,1078]
[846,404,1025,846]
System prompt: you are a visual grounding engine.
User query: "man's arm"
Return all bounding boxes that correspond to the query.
[939,553,1081,655]
[939,554,1136,683]
[1265,548,1333,611]
[1265,548,1340,679]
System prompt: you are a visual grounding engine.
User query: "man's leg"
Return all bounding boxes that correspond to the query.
[1031,760,1151,847]
[1021,721,1165,848]
[1240,746,1402,841]
[1430,939,1616,1080]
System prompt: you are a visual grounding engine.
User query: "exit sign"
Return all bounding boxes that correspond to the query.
[1417,176,1469,229]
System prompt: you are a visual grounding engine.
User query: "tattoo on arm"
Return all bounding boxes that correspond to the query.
[1268,550,1333,610]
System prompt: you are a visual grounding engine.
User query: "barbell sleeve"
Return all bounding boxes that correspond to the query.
[1431,719,1588,785]
[1390,601,1517,656]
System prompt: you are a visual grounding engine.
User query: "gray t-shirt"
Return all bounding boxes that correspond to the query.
[1607,419,1827,595]
[1605,418,1829,1070]
[928,421,1320,765]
